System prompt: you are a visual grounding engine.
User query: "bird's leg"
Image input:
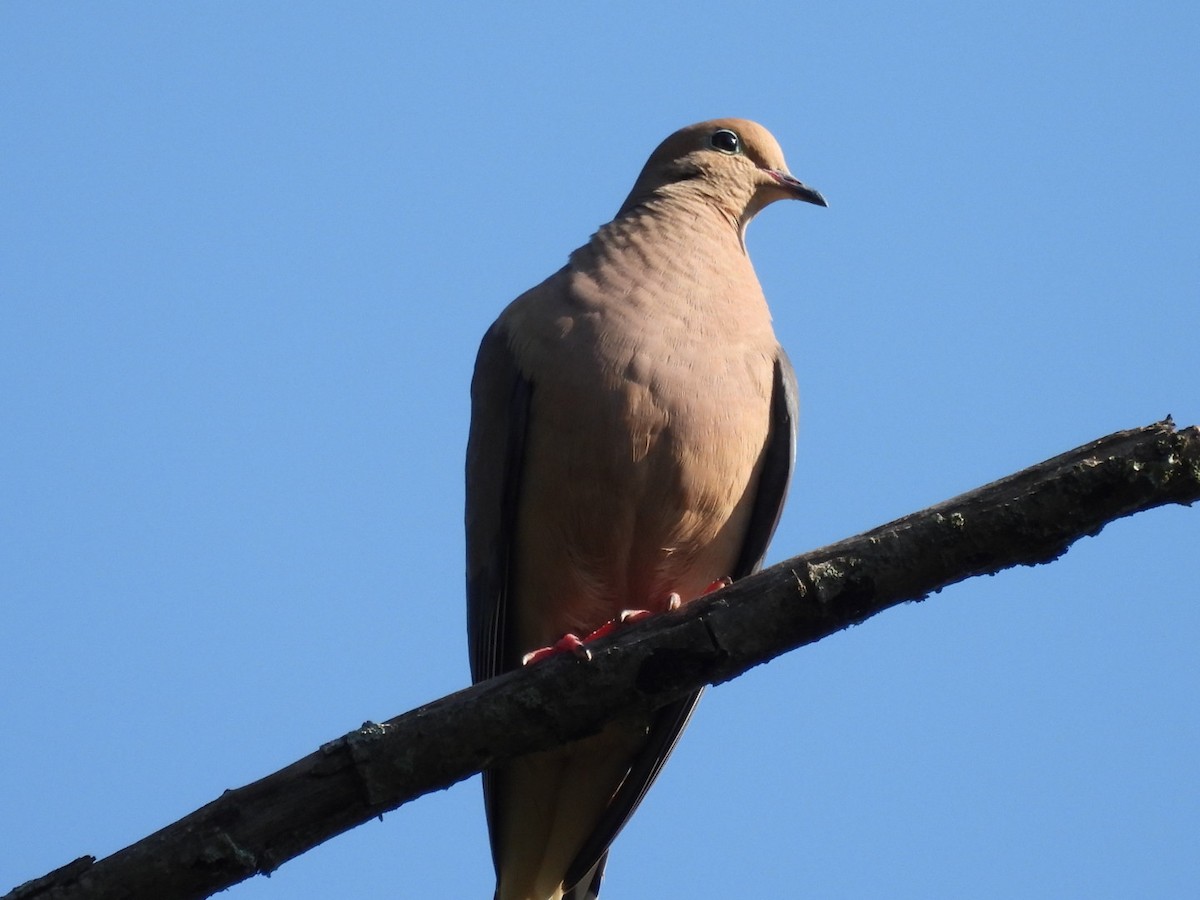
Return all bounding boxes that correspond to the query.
[522,580,733,666]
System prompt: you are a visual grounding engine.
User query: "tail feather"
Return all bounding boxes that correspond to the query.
[563,853,607,900]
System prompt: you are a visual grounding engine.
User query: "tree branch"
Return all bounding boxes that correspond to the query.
[10,419,1199,900]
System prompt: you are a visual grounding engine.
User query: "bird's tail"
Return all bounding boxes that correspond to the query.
[492,854,606,900]
[563,853,606,900]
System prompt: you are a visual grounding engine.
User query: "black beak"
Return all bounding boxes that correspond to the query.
[767,169,828,207]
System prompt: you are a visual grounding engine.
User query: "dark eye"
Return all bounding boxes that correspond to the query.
[708,129,741,154]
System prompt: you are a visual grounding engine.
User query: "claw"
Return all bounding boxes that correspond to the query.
[522,632,592,665]
[519,588,704,666]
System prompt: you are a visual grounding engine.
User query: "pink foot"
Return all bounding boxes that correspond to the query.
[522,633,590,665]
[521,592,688,665]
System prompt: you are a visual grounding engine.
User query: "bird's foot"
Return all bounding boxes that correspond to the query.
[522,632,591,665]
[584,592,683,639]
[703,577,732,595]
[521,592,685,665]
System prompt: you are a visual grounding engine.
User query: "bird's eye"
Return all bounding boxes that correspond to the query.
[708,129,741,155]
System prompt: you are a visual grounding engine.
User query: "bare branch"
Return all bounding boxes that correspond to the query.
[10,419,1199,900]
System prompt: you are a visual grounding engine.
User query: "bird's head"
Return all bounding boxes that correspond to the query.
[617,118,827,226]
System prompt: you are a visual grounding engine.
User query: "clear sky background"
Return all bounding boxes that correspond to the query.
[3,3,1197,898]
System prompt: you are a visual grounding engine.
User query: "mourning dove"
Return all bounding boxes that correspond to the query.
[466,118,826,900]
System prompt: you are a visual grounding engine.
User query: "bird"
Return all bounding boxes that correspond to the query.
[465,118,825,900]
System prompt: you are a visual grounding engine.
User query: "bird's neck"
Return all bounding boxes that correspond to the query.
[564,195,771,342]
[593,194,744,258]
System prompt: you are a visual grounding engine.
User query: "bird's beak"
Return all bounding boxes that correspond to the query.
[766,169,828,207]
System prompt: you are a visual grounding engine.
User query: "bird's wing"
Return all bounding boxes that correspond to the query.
[465,319,533,873]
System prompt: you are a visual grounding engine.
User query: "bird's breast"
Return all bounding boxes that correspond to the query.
[506,243,778,652]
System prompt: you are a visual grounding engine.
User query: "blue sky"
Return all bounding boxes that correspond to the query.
[3,3,1197,898]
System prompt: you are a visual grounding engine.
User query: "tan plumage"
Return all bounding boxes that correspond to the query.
[466,118,825,900]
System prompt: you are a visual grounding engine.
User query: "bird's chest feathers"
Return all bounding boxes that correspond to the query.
[556,221,777,470]
[508,245,777,620]
[530,256,776,486]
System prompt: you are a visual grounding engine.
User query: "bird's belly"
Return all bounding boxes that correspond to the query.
[511,350,773,653]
